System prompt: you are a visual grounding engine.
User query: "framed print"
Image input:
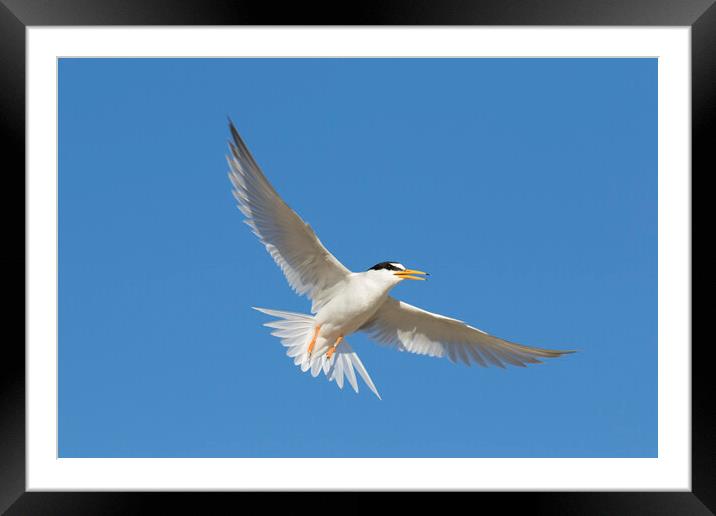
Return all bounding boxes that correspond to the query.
[3,0,707,513]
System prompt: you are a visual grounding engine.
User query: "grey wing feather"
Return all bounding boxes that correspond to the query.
[361,296,574,368]
[227,120,350,312]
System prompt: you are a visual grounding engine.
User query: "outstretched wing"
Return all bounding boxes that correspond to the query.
[227,121,351,312]
[361,297,574,367]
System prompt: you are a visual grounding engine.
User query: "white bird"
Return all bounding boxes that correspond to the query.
[227,121,573,399]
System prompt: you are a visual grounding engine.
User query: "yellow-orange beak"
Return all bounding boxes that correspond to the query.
[393,269,429,281]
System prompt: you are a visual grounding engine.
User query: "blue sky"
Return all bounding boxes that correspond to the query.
[58,58,657,457]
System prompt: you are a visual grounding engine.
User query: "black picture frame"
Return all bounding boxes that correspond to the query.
[2,0,706,513]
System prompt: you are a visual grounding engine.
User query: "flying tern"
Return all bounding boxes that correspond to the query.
[227,121,573,399]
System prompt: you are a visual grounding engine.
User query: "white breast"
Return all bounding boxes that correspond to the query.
[314,272,394,339]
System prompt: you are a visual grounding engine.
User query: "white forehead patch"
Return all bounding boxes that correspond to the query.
[390,263,406,271]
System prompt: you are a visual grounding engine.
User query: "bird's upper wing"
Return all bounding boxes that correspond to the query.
[361,296,573,367]
[227,121,351,312]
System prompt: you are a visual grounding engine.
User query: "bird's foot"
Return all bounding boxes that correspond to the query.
[325,336,344,361]
[306,324,321,357]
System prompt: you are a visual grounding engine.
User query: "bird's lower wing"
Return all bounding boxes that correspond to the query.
[228,121,350,312]
[360,297,574,368]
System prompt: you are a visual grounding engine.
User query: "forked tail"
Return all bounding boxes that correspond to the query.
[253,307,381,399]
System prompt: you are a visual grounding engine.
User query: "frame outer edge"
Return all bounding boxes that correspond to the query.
[692,1,716,514]
[0,0,715,25]
[2,0,710,512]
[0,0,27,515]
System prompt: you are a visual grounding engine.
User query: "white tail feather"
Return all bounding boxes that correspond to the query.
[253,307,381,399]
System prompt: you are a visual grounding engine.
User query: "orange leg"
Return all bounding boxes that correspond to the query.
[307,325,321,356]
[325,336,344,360]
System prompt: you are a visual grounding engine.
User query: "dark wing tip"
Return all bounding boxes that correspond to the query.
[539,349,577,358]
[227,117,240,141]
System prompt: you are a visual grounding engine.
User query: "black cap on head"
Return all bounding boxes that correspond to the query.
[368,262,405,272]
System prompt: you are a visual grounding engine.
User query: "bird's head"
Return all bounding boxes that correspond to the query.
[367,261,429,283]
